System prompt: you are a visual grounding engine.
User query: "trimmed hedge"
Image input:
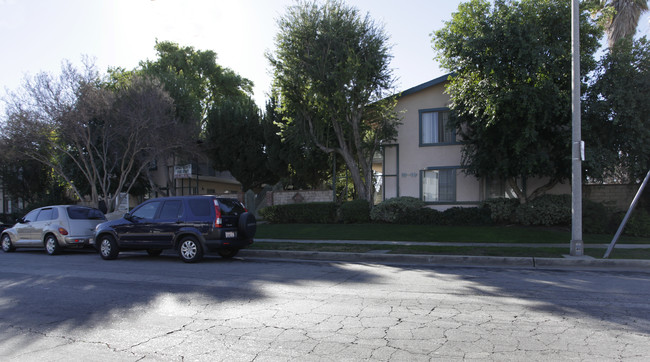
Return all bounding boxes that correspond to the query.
[370,197,425,223]
[482,198,520,224]
[515,194,572,226]
[259,202,338,224]
[258,195,616,234]
[626,209,650,237]
[339,199,370,223]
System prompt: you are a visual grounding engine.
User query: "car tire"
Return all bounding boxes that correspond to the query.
[217,248,239,259]
[147,249,163,256]
[99,235,119,260]
[178,237,203,263]
[45,234,62,255]
[238,212,257,239]
[1,234,15,252]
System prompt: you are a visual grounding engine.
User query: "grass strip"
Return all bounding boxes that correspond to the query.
[250,242,650,259]
[257,223,650,244]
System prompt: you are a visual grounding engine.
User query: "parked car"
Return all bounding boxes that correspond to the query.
[1,205,107,255]
[93,195,256,263]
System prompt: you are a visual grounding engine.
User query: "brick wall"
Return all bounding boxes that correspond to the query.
[583,184,639,211]
[271,190,333,205]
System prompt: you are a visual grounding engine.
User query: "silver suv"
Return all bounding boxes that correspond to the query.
[1,205,107,255]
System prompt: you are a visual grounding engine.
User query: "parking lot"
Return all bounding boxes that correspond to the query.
[1,249,650,360]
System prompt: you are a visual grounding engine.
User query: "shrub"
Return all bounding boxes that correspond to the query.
[515,194,571,226]
[395,207,442,225]
[339,199,370,223]
[583,199,613,234]
[370,197,425,223]
[482,198,520,224]
[258,202,338,224]
[625,208,650,237]
[440,206,493,226]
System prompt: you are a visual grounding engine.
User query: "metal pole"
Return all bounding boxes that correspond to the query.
[570,0,584,256]
[604,170,650,258]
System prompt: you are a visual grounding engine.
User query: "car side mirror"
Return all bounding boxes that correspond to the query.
[18,217,26,223]
[123,212,132,221]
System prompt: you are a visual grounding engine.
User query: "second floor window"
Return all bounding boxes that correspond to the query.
[420,109,454,145]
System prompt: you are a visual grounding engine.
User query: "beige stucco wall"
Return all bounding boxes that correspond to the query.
[383,78,570,210]
[384,80,482,209]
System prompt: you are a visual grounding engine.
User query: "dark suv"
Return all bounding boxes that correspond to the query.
[93,196,256,263]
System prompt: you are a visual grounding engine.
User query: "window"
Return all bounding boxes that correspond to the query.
[67,206,105,220]
[36,208,55,221]
[485,177,519,199]
[422,169,456,202]
[132,201,161,220]
[159,200,183,220]
[217,198,246,216]
[23,209,39,222]
[188,199,212,217]
[420,109,454,145]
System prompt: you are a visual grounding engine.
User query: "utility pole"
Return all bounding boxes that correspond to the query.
[570,0,584,256]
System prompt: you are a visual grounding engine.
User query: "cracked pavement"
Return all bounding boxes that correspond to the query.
[1,250,650,361]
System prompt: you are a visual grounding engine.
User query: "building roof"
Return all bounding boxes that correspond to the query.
[398,73,452,98]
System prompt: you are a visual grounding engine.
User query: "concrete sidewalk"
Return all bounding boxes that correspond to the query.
[243,238,650,272]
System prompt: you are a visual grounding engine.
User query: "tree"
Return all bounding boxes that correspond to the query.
[263,94,333,190]
[2,60,190,212]
[432,0,602,203]
[583,37,650,182]
[268,0,400,203]
[140,41,256,193]
[141,40,253,133]
[205,96,281,191]
[585,0,649,48]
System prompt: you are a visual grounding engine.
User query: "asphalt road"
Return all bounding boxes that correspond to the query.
[1,249,650,361]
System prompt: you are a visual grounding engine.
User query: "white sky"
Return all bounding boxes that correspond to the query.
[1,0,649,110]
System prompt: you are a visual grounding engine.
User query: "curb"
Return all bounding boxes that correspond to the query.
[240,249,650,272]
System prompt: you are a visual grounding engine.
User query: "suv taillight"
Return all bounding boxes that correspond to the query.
[213,200,222,228]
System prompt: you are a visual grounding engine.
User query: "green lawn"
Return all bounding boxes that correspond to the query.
[253,223,650,259]
[256,223,649,244]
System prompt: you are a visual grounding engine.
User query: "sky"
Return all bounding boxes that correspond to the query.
[1,0,649,110]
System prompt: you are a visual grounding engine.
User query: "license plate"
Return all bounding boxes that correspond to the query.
[225,231,236,238]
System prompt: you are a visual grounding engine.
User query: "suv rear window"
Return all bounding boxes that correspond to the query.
[67,206,106,220]
[217,198,246,216]
[188,199,212,217]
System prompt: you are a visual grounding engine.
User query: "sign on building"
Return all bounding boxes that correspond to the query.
[174,164,192,179]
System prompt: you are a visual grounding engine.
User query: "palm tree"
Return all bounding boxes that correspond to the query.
[591,0,649,48]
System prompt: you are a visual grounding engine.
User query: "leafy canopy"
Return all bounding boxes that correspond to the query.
[268,0,399,202]
[583,37,650,183]
[432,0,601,201]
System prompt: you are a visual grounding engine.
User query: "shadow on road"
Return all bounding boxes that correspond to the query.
[1,249,650,353]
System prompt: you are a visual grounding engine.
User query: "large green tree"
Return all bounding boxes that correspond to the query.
[268,0,400,203]
[264,94,334,190]
[140,41,266,193]
[205,96,281,191]
[432,0,602,203]
[141,41,253,134]
[583,37,650,182]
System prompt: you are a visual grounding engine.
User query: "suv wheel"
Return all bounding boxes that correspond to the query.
[1,234,15,252]
[45,234,62,255]
[178,237,203,263]
[217,248,239,259]
[99,235,119,260]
